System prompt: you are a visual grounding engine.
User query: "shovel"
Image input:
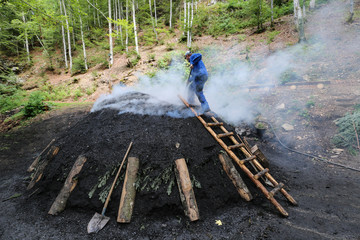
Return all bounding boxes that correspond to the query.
[87,141,133,234]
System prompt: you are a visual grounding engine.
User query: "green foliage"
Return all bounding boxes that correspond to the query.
[157,54,172,69]
[279,69,300,85]
[23,91,47,118]
[333,110,360,154]
[126,50,141,68]
[72,57,87,75]
[267,30,280,44]
[72,87,84,101]
[0,84,27,113]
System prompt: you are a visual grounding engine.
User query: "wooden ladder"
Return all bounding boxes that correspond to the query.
[179,95,297,217]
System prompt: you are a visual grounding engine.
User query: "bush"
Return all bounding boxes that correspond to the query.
[23,91,47,118]
[72,57,87,75]
[333,110,360,154]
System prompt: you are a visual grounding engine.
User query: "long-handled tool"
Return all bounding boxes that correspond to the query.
[87,141,133,234]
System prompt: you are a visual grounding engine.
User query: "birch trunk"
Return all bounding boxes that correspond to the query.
[119,0,124,45]
[115,0,119,37]
[183,0,186,35]
[59,0,68,68]
[302,3,306,18]
[297,3,305,42]
[187,2,190,47]
[348,0,354,22]
[22,14,30,64]
[78,0,88,70]
[132,0,139,55]
[170,0,172,29]
[293,0,299,27]
[149,0,158,41]
[190,0,193,47]
[126,0,129,52]
[96,0,101,26]
[109,0,114,66]
[154,0,157,26]
[62,0,72,70]
[309,0,315,9]
[93,0,96,25]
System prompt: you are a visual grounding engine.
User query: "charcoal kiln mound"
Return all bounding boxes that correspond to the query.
[29,91,255,220]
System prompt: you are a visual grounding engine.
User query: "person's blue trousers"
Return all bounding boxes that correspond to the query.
[187,74,210,112]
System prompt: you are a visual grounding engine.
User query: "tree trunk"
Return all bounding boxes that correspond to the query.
[126,0,129,52]
[170,0,172,29]
[96,0,101,26]
[187,2,190,47]
[119,0,124,45]
[78,0,88,70]
[108,0,114,67]
[149,0,158,41]
[117,157,139,223]
[93,0,96,25]
[153,0,157,26]
[174,158,199,221]
[59,0,68,68]
[309,0,315,9]
[348,0,354,22]
[22,14,30,64]
[297,2,306,42]
[293,0,299,27]
[132,0,139,55]
[62,0,72,70]
[48,155,87,215]
[183,0,186,35]
[190,0,193,46]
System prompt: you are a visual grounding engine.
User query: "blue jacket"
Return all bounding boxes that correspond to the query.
[189,53,208,82]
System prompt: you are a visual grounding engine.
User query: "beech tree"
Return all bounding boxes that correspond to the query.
[132,0,139,54]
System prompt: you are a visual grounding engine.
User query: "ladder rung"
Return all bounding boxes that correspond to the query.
[228,143,245,150]
[206,122,223,127]
[217,132,234,138]
[240,155,256,164]
[269,183,284,198]
[254,168,269,180]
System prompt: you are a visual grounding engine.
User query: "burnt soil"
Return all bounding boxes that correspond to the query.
[1,90,360,240]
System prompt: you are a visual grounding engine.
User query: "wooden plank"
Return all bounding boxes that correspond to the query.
[117,157,140,223]
[251,145,270,168]
[27,138,55,172]
[228,143,245,150]
[48,155,87,215]
[218,153,252,201]
[174,158,199,221]
[206,122,223,127]
[27,146,59,190]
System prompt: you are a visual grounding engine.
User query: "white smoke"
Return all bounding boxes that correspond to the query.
[92,0,358,125]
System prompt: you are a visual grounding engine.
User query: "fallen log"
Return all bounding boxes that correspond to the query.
[117,157,139,223]
[48,155,87,215]
[174,158,199,221]
[218,153,252,201]
[27,146,59,190]
[27,138,55,172]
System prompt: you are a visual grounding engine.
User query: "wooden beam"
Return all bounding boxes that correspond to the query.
[117,157,140,223]
[218,153,252,201]
[27,138,55,172]
[27,146,59,190]
[174,158,199,221]
[48,155,87,215]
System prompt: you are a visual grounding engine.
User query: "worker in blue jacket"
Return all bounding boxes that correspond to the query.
[185,51,211,114]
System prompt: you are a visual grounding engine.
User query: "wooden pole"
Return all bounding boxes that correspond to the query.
[27,139,55,172]
[218,153,252,201]
[174,158,199,221]
[27,146,59,190]
[48,155,87,215]
[117,157,139,223]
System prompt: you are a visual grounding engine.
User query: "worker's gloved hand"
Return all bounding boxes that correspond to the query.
[190,64,194,69]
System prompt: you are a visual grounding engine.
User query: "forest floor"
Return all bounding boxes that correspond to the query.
[1,1,360,240]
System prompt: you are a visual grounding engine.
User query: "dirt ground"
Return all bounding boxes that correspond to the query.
[1,84,360,240]
[2,1,360,239]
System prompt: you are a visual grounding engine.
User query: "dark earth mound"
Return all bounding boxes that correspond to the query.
[31,92,263,220]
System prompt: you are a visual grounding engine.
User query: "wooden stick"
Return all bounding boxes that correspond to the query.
[218,153,252,201]
[117,157,140,223]
[174,158,199,221]
[27,138,55,172]
[102,142,133,215]
[48,155,87,215]
[352,120,360,152]
[27,146,59,190]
